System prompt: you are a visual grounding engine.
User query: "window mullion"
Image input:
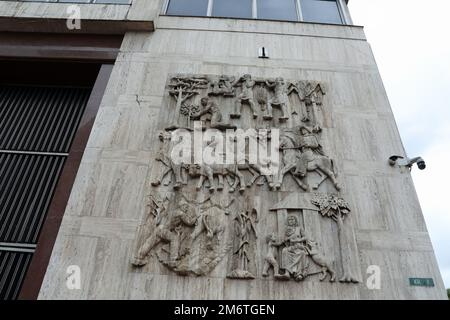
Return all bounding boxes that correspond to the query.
[207,0,214,16]
[162,0,170,14]
[296,0,304,21]
[252,0,257,19]
[336,0,352,25]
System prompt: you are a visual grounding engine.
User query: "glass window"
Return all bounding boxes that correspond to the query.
[166,0,209,17]
[257,0,298,21]
[212,0,253,19]
[300,0,342,24]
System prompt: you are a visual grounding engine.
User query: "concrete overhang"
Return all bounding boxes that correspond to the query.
[0,0,156,34]
[0,16,154,34]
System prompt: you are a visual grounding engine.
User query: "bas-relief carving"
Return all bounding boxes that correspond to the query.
[262,214,336,282]
[227,207,258,279]
[132,73,359,285]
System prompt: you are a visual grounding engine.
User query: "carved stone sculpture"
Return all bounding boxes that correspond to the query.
[133,74,359,287]
[262,233,281,278]
[132,195,231,276]
[311,193,359,283]
[231,74,258,119]
[151,131,186,189]
[265,77,293,121]
[168,76,208,129]
[263,214,336,282]
[132,198,197,267]
[190,96,236,130]
[294,125,341,191]
[227,208,258,279]
[208,75,236,97]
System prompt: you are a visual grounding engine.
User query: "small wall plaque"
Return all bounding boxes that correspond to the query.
[409,278,435,287]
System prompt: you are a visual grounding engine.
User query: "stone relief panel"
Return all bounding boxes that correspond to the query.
[131,74,360,285]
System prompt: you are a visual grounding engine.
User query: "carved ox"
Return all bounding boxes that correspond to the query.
[187,163,263,193]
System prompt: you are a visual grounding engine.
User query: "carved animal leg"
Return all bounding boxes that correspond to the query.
[277,164,295,189]
[217,174,224,190]
[196,175,205,191]
[151,167,171,186]
[316,166,341,191]
[235,171,246,192]
[328,268,336,282]
[248,172,262,187]
[291,174,309,191]
[319,267,328,281]
[207,172,215,192]
[229,173,240,193]
[312,168,327,190]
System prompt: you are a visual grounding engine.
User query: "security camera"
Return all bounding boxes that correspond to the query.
[389,155,426,170]
[413,157,426,170]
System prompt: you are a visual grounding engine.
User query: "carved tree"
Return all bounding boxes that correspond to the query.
[180,103,200,128]
[168,77,208,127]
[311,193,359,283]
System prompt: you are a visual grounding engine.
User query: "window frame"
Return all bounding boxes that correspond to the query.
[163,0,350,25]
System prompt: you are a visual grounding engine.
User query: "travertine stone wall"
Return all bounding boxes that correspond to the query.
[36,13,446,299]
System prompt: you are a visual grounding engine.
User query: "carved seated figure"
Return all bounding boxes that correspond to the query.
[276,216,309,281]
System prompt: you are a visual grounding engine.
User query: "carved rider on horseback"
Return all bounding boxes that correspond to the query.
[293,125,324,178]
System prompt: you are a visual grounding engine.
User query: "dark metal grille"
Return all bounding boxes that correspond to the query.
[0,85,92,299]
[0,153,65,244]
[0,251,33,301]
[0,86,91,153]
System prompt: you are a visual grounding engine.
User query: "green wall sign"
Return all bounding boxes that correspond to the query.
[409,278,435,287]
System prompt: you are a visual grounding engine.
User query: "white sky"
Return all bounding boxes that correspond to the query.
[348,0,450,288]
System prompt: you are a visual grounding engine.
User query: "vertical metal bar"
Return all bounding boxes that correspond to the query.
[337,0,353,25]
[207,0,214,16]
[297,0,304,22]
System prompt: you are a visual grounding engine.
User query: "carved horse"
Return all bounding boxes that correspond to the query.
[270,134,340,191]
[269,134,308,190]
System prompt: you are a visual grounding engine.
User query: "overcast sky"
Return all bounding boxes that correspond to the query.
[348,0,450,288]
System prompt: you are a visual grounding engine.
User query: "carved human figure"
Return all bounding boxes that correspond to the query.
[270,133,309,190]
[209,75,235,96]
[262,233,282,277]
[151,131,186,189]
[278,216,309,281]
[228,208,258,279]
[132,200,198,267]
[295,81,325,125]
[294,125,341,190]
[190,206,225,251]
[265,77,292,121]
[231,74,258,119]
[191,97,237,130]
